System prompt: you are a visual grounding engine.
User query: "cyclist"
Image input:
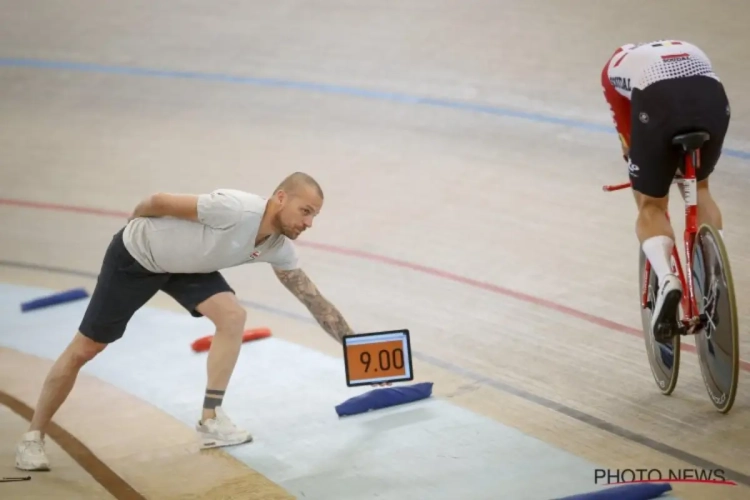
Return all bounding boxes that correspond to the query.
[600,40,730,340]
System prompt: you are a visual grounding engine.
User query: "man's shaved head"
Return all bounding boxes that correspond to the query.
[274,172,324,199]
[269,172,324,240]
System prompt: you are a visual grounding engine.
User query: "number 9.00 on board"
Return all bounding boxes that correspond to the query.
[345,340,406,382]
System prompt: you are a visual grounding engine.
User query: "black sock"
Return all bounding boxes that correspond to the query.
[202,389,225,420]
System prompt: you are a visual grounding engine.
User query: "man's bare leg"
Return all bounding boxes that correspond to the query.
[16,333,106,470]
[201,325,243,421]
[696,178,723,234]
[29,333,106,434]
[634,191,675,283]
[634,190,682,340]
[194,292,252,448]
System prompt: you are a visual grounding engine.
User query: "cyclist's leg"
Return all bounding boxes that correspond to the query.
[629,80,684,337]
[694,77,731,235]
[697,178,722,231]
[633,190,674,278]
[629,82,681,286]
[676,176,722,232]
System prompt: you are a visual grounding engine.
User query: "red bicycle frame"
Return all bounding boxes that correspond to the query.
[603,148,703,333]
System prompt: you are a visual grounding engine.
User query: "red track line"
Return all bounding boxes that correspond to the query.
[2,196,748,372]
[0,198,130,218]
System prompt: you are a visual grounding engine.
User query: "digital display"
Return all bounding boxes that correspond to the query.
[343,329,413,387]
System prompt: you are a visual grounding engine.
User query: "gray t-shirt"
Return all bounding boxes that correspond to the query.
[122,189,299,274]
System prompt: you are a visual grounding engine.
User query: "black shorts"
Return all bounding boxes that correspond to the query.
[629,75,731,198]
[78,228,234,344]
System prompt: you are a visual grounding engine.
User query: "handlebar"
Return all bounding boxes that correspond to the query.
[602,182,631,192]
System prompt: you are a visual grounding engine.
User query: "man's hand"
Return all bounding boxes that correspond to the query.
[128,193,200,223]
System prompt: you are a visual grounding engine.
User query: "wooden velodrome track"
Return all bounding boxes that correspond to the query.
[2,1,750,499]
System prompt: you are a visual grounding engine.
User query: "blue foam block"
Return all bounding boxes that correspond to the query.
[335,382,434,417]
[557,482,672,500]
[21,288,89,312]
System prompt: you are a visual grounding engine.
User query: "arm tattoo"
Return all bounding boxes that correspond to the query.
[274,268,354,343]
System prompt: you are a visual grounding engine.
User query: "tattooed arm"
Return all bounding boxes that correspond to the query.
[273,268,354,343]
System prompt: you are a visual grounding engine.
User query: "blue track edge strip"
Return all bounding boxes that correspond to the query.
[1,57,748,161]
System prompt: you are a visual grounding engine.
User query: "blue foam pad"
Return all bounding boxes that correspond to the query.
[21,288,89,312]
[335,382,434,417]
[557,482,672,500]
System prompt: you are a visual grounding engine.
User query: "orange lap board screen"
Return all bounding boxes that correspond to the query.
[345,339,408,383]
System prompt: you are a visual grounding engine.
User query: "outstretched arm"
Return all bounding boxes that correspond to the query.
[274,267,354,343]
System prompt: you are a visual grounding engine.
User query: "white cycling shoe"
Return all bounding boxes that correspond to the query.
[651,273,683,343]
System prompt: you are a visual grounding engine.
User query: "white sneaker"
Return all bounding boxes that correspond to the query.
[15,431,50,471]
[651,273,683,342]
[196,407,253,449]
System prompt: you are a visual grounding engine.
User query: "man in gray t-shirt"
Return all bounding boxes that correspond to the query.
[16,172,358,472]
[123,187,300,274]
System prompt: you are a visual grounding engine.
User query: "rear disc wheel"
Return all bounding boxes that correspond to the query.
[639,249,681,395]
[691,224,739,414]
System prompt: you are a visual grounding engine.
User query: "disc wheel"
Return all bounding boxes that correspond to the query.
[691,224,740,413]
[639,248,681,395]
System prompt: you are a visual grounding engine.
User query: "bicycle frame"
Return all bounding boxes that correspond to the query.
[603,148,703,334]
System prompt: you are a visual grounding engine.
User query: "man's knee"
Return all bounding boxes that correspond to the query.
[197,292,246,333]
[66,332,107,367]
[220,306,247,333]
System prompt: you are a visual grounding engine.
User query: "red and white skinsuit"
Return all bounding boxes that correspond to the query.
[600,40,718,160]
